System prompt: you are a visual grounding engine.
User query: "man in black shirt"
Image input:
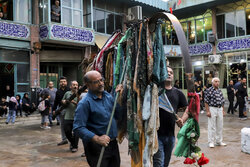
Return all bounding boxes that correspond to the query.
[53,76,70,146]
[237,78,248,119]
[227,80,235,114]
[153,67,189,167]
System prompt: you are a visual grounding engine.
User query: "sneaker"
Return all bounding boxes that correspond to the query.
[71,148,78,153]
[209,143,214,148]
[57,140,68,146]
[216,142,227,146]
[44,126,51,129]
[201,110,205,114]
[56,122,60,126]
[40,126,44,129]
[5,122,8,124]
[81,152,86,157]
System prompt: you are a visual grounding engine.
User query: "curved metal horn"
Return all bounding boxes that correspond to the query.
[149,12,194,93]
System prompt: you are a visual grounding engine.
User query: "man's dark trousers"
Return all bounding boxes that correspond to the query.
[84,139,120,167]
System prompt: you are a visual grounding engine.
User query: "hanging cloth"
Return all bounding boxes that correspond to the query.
[152,21,168,85]
[143,84,159,167]
[93,31,121,73]
[114,28,132,88]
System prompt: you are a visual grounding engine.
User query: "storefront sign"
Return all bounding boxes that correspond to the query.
[164,43,213,56]
[39,23,95,45]
[0,20,30,40]
[189,43,213,56]
[217,37,250,52]
[51,24,94,44]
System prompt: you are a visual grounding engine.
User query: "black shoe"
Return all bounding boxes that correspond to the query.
[57,140,68,146]
[5,122,8,124]
[56,122,60,126]
[81,152,86,157]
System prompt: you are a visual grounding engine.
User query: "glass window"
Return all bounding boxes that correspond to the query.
[62,0,71,7]
[196,18,204,43]
[225,12,235,38]
[94,9,105,33]
[245,8,250,35]
[216,15,225,39]
[62,7,71,25]
[0,0,30,23]
[17,64,29,83]
[162,21,171,45]
[115,15,122,31]
[236,10,246,36]
[15,0,30,23]
[106,12,114,34]
[39,0,49,23]
[60,0,83,27]
[181,22,187,40]
[73,0,81,9]
[94,8,123,34]
[187,20,195,44]
[73,10,82,27]
[204,16,212,41]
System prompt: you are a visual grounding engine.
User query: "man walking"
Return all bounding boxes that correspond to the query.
[237,78,248,120]
[205,77,226,148]
[73,70,122,167]
[234,78,241,111]
[40,81,57,125]
[53,76,70,146]
[153,66,189,167]
[62,81,79,152]
[227,80,235,114]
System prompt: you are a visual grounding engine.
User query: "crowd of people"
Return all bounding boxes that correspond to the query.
[1,70,249,167]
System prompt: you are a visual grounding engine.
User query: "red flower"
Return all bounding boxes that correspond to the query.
[184,157,196,164]
[198,153,209,166]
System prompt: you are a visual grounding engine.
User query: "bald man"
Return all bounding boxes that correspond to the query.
[73,70,122,167]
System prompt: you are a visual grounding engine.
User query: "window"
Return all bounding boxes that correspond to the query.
[196,18,204,43]
[94,8,123,34]
[61,0,83,27]
[187,20,195,44]
[204,17,212,41]
[236,10,246,36]
[217,15,225,39]
[94,9,105,33]
[245,8,250,35]
[0,0,31,23]
[225,12,235,38]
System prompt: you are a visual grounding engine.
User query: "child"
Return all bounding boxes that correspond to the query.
[6,97,17,124]
[41,93,51,129]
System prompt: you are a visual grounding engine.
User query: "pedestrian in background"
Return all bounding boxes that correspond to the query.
[205,77,227,148]
[40,81,57,126]
[40,93,51,129]
[227,80,235,114]
[153,66,189,167]
[62,81,79,153]
[53,76,70,146]
[237,78,248,120]
[233,78,241,112]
